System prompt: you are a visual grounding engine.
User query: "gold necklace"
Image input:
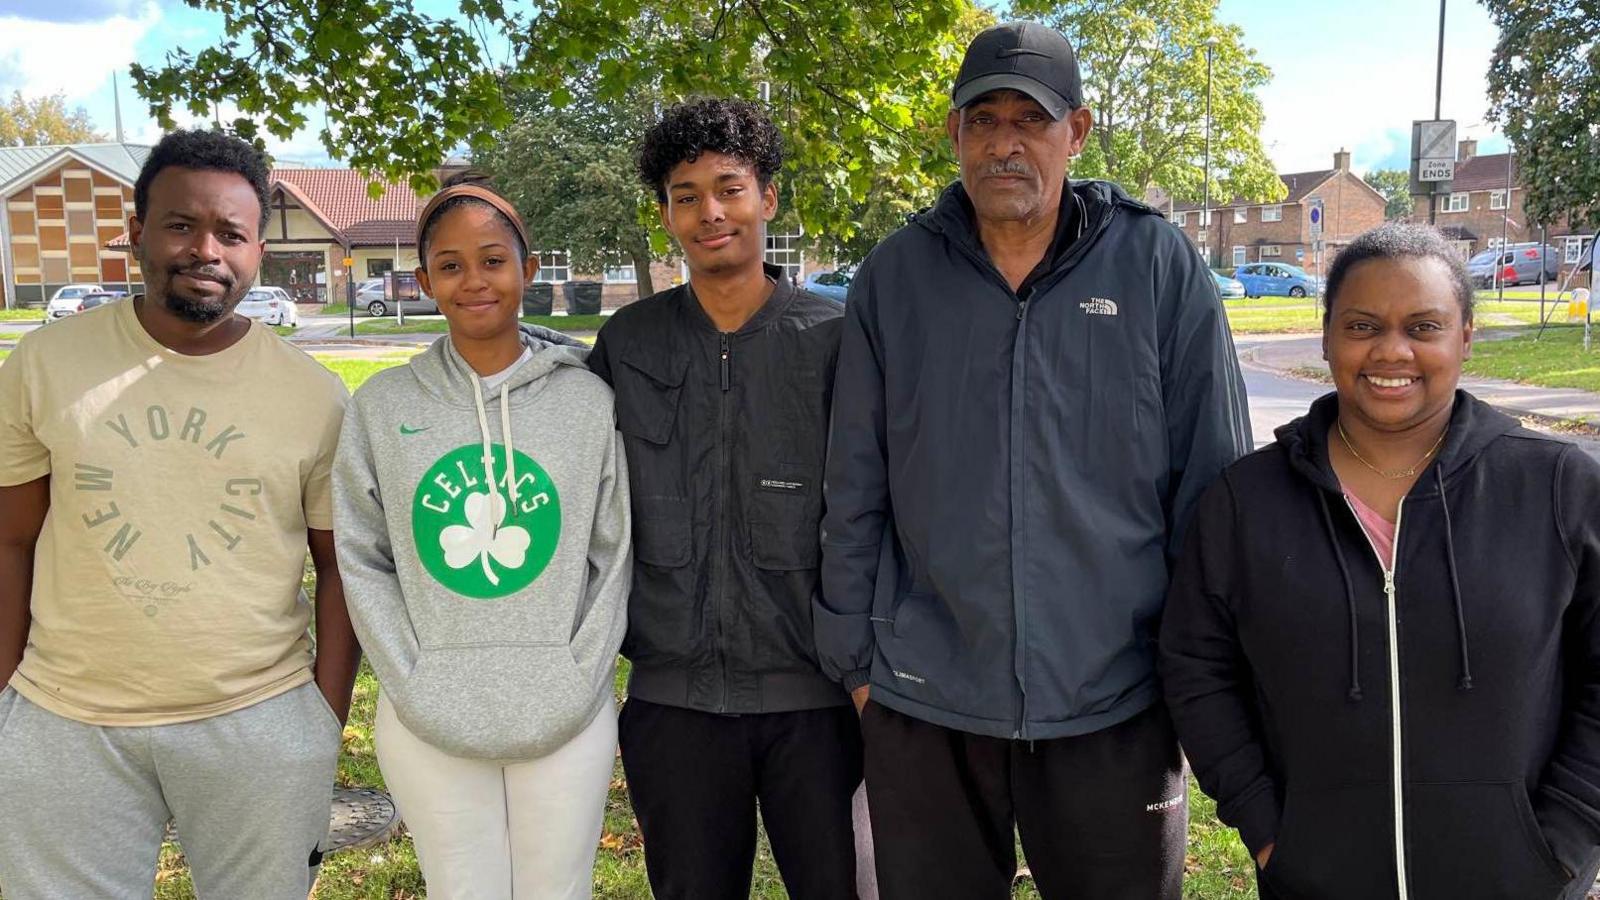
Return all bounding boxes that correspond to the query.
[1337,419,1448,480]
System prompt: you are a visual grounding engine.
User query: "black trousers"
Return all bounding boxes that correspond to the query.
[862,700,1186,900]
[618,698,863,900]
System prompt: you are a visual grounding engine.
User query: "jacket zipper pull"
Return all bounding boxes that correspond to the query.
[1016,298,1029,321]
[720,333,731,392]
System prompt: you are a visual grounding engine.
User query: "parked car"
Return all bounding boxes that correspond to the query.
[353,278,386,308]
[1233,262,1323,298]
[237,287,300,327]
[1210,270,1246,300]
[1466,243,1561,288]
[803,267,854,303]
[74,291,127,313]
[362,271,438,317]
[45,283,105,320]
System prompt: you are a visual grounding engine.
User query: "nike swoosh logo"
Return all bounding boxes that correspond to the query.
[399,424,430,435]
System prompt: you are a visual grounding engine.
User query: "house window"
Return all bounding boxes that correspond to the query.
[1233,208,1247,224]
[1232,245,1247,266]
[1566,236,1595,265]
[1174,211,1187,227]
[1197,209,1211,227]
[367,258,394,278]
[1439,193,1469,213]
[602,253,636,283]
[1489,190,1508,210]
[533,250,570,283]
[1261,205,1283,223]
[1261,245,1282,258]
[765,232,804,283]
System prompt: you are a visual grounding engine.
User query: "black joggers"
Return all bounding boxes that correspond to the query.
[862,699,1187,900]
[618,698,863,900]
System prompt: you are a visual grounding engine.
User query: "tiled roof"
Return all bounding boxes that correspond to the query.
[1446,153,1517,194]
[1171,169,1337,212]
[344,219,416,246]
[0,142,150,193]
[271,168,423,233]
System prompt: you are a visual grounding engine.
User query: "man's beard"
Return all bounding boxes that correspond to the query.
[147,256,240,323]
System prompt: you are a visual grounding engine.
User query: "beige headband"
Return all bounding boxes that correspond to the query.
[415,184,530,257]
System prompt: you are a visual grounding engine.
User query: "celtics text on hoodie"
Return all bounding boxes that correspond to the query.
[334,325,632,760]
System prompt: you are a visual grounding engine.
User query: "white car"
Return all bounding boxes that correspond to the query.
[236,287,300,327]
[45,284,105,321]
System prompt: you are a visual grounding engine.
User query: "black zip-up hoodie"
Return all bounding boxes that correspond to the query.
[588,266,847,714]
[1160,391,1600,899]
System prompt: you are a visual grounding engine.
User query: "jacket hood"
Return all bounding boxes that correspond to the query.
[917,178,1153,247]
[406,322,591,410]
[1275,390,1522,495]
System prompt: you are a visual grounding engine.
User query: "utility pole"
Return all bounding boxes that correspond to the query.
[1202,39,1216,268]
[1428,0,1446,226]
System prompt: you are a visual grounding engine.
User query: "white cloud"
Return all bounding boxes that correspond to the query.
[0,3,161,102]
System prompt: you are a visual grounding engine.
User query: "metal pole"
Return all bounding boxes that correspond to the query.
[1540,224,1548,325]
[1203,41,1214,269]
[395,238,404,327]
[1428,0,1446,226]
[1498,149,1511,302]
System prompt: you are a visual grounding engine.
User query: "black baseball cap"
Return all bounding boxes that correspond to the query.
[951,21,1083,120]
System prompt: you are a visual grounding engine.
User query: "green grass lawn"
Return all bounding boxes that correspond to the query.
[0,332,20,342]
[1466,324,1600,396]
[1225,299,1323,334]
[320,303,354,317]
[355,314,609,336]
[0,309,43,322]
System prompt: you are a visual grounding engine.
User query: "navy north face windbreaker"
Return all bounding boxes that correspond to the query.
[817,179,1251,740]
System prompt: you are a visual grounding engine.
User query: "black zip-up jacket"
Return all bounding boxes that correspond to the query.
[1160,392,1600,899]
[588,266,848,714]
[818,179,1251,739]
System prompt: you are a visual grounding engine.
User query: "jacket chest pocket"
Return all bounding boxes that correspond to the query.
[615,353,687,447]
[746,463,822,570]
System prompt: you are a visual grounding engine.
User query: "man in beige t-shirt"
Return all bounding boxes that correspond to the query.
[0,130,360,900]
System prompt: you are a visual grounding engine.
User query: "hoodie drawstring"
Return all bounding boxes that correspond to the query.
[1436,466,1474,691]
[470,377,521,525]
[1317,490,1365,702]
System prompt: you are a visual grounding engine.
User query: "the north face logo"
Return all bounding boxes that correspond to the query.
[411,444,562,600]
[1080,297,1119,316]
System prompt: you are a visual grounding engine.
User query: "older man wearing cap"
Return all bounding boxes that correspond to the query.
[817,21,1251,899]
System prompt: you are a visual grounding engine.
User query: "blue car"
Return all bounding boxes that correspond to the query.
[1233,262,1323,298]
[1211,270,1245,300]
[803,268,854,303]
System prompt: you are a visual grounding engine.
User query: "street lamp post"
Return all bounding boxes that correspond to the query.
[1203,39,1215,268]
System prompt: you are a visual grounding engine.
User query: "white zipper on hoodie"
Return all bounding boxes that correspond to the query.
[1344,494,1409,900]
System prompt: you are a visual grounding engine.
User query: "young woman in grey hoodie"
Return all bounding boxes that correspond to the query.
[332,173,631,899]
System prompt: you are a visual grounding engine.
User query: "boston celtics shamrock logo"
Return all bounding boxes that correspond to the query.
[412,444,561,599]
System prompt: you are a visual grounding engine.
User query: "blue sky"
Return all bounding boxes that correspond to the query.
[0,0,1509,176]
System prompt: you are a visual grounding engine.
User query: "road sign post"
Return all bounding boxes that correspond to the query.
[1411,119,1457,224]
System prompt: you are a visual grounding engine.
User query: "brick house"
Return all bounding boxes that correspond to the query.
[0,142,150,308]
[1150,150,1388,275]
[1409,139,1595,282]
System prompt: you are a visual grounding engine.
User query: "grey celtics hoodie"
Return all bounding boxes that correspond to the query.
[334,324,631,760]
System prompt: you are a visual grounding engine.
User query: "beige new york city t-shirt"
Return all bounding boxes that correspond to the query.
[0,300,348,726]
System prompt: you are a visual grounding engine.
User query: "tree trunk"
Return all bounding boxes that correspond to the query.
[630,245,655,299]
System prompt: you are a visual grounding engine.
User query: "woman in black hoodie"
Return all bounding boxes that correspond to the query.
[1161,222,1600,900]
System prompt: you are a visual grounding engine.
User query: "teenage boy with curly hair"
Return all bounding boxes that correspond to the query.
[588,97,861,900]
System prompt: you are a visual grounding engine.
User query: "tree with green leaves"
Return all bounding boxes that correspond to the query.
[0,91,104,147]
[476,79,660,298]
[131,0,971,248]
[1482,0,1599,230]
[1010,0,1282,205]
[1364,168,1414,220]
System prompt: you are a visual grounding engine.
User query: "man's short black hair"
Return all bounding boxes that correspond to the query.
[637,98,784,204]
[1324,222,1476,327]
[134,130,272,233]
